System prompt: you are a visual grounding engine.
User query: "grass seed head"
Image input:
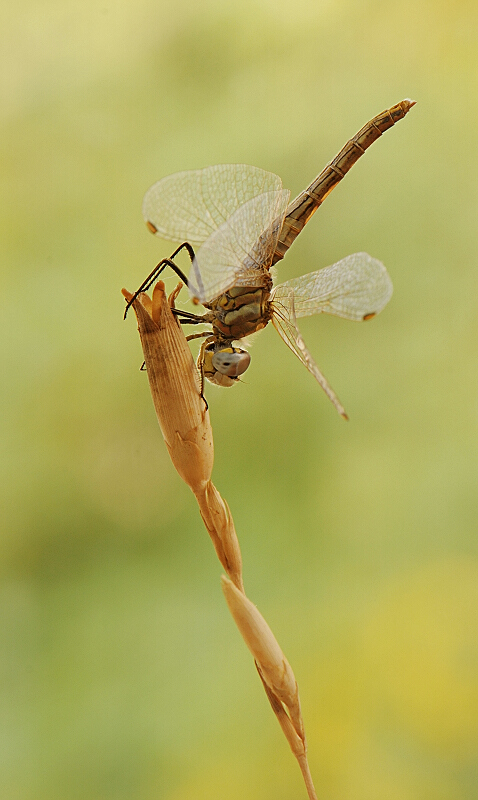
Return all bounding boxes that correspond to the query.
[122,282,214,493]
[221,575,303,739]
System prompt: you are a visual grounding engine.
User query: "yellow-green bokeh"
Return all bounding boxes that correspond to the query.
[2,1,478,798]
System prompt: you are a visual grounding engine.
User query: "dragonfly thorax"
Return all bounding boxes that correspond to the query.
[205,284,272,340]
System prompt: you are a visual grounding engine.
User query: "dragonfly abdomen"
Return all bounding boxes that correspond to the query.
[272,98,415,264]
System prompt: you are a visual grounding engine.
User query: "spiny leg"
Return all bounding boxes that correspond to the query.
[172,307,208,325]
[197,338,208,400]
[197,336,216,407]
[185,331,212,342]
[124,242,197,319]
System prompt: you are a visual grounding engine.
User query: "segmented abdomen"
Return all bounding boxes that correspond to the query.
[272,99,415,265]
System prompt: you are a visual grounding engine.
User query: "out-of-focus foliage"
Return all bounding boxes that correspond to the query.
[1,1,478,798]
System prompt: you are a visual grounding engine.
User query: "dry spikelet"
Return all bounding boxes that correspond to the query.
[221,575,303,740]
[195,481,244,592]
[123,281,317,799]
[221,576,318,800]
[122,282,213,494]
[122,282,244,591]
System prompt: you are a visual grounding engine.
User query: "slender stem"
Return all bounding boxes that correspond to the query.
[297,754,319,800]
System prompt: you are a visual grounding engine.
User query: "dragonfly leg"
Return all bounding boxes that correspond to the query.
[198,340,207,403]
[168,241,197,266]
[197,337,215,407]
[124,242,197,319]
[185,331,212,342]
[171,307,207,325]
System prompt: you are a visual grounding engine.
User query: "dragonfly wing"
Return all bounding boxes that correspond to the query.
[142,164,284,246]
[271,252,392,321]
[190,188,290,304]
[271,287,348,419]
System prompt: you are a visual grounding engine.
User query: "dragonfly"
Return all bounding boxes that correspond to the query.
[126,99,415,418]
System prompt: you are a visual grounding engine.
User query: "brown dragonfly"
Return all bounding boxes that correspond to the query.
[126,99,415,418]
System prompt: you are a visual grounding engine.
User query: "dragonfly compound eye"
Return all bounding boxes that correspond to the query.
[212,348,251,377]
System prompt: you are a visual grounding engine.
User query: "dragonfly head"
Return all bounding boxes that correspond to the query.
[202,345,251,387]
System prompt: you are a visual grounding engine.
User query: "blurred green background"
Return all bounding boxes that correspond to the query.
[2,0,478,798]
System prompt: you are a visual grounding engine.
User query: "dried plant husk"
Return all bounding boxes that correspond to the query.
[122,283,244,590]
[122,282,213,494]
[123,281,317,799]
[221,576,303,740]
[195,481,244,592]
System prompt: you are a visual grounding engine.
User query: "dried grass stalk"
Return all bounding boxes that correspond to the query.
[221,576,303,740]
[123,281,317,800]
[122,282,213,494]
[195,481,244,593]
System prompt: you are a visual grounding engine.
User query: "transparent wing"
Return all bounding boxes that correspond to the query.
[142,164,284,246]
[271,253,393,321]
[189,188,290,304]
[271,287,348,419]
